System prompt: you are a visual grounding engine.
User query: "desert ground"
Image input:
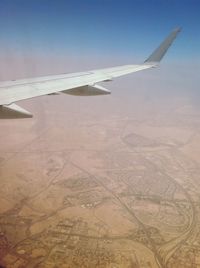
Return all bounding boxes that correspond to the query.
[0,69,200,268]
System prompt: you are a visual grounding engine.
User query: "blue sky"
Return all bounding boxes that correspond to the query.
[0,0,199,63]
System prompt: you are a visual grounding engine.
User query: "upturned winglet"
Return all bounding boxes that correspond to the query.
[144,27,181,64]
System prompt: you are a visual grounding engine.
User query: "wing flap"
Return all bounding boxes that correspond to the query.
[0,103,32,119]
[63,84,111,96]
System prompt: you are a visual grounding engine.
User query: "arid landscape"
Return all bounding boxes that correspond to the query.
[0,71,200,268]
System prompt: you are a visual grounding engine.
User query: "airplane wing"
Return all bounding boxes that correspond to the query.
[0,27,181,118]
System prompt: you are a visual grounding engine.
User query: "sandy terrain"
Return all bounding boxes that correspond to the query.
[1,74,200,267]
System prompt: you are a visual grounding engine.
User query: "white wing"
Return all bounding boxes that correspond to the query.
[0,27,181,118]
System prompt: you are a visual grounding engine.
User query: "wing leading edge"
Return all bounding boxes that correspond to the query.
[0,27,181,118]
